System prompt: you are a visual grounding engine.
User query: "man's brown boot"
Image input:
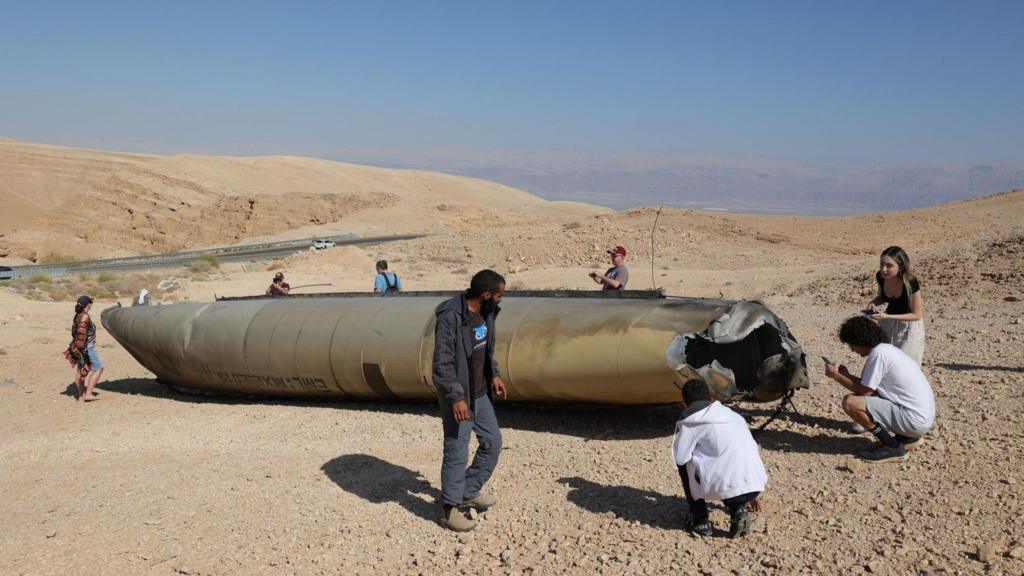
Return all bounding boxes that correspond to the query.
[463,492,497,511]
[442,505,477,532]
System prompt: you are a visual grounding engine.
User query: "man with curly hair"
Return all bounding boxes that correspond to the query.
[825,316,935,463]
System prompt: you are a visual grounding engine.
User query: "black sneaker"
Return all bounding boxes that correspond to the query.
[729,507,751,538]
[684,515,712,537]
[893,434,924,449]
[859,442,908,463]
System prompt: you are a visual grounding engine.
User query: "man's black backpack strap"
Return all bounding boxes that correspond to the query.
[380,272,399,293]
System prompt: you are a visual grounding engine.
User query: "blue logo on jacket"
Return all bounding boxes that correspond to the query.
[473,324,488,342]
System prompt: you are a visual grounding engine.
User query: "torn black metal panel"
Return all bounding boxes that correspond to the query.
[669,301,808,402]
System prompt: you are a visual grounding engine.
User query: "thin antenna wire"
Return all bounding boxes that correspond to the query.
[650,205,663,289]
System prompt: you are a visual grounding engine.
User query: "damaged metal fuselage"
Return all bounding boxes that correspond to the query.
[101,291,809,404]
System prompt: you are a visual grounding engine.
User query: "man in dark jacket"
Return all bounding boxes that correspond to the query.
[432,269,507,532]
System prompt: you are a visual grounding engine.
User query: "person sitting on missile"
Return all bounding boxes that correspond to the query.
[589,245,629,291]
[825,316,935,463]
[672,378,766,538]
[265,272,290,297]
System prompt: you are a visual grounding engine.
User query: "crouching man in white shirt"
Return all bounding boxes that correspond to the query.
[672,379,767,538]
[826,316,936,463]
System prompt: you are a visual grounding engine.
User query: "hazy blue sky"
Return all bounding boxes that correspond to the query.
[1,1,1021,164]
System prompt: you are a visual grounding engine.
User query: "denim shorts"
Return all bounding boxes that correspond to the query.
[87,345,104,370]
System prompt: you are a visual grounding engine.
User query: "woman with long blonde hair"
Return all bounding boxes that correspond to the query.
[867,246,925,364]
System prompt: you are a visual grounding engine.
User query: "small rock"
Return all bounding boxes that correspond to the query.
[1009,546,1024,559]
[978,542,999,563]
[45,530,57,538]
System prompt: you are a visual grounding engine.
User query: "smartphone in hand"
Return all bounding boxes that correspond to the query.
[821,355,835,366]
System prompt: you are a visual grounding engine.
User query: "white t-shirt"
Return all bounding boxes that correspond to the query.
[861,343,935,428]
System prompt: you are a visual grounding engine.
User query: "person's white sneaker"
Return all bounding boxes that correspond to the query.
[849,423,866,434]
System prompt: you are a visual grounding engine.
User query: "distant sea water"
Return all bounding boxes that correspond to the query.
[346,153,1024,217]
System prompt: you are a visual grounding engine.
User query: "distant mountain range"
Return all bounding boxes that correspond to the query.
[328,147,1024,215]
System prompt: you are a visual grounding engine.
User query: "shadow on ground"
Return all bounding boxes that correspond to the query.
[558,476,687,531]
[734,405,875,455]
[933,362,1024,373]
[754,428,874,455]
[99,378,864,450]
[735,405,851,434]
[61,382,105,399]
[321,454,440,523]
[97,378,682,440]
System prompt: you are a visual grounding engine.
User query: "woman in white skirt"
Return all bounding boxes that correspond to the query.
[867,246,925,365]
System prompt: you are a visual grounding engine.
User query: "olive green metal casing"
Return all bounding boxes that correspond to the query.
[101,294,808,404]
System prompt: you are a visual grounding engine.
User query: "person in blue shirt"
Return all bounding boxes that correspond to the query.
[373,260,402,294]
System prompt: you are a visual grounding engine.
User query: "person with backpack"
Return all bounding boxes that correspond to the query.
[373,260,402,294]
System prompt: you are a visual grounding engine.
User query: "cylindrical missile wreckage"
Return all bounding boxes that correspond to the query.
[101,291,809,404]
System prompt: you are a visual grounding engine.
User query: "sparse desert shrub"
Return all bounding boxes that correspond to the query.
[266,260,285,271]
[198,253,220,268]
[44,283,70,300]
[435,253,470,264]
[29,274,52,284]
[38,252,77,264]
[4,270,165,303]
[188,260,212,273]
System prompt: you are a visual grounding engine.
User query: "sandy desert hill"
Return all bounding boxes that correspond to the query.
[0,138,606,263]
[1,139,1023,575]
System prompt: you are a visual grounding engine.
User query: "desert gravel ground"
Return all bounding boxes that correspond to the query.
[1,140,1022,575]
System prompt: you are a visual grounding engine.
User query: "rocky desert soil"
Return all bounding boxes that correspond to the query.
[1,140,1022,575]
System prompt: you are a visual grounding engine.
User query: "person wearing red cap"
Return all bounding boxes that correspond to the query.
[265,272,290,297]
[589,246,629,291]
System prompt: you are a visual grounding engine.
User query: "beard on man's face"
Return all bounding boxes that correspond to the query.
[480,295,498,316]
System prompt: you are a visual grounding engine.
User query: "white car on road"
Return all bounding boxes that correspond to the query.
[313,239,336,250]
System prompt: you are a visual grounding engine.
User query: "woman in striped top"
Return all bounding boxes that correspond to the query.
[66,295,105,401]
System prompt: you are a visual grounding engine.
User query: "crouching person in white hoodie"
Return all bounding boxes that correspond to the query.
[672,379,767,538]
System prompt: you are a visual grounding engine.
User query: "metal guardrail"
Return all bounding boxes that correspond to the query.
[0,233,423,280]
